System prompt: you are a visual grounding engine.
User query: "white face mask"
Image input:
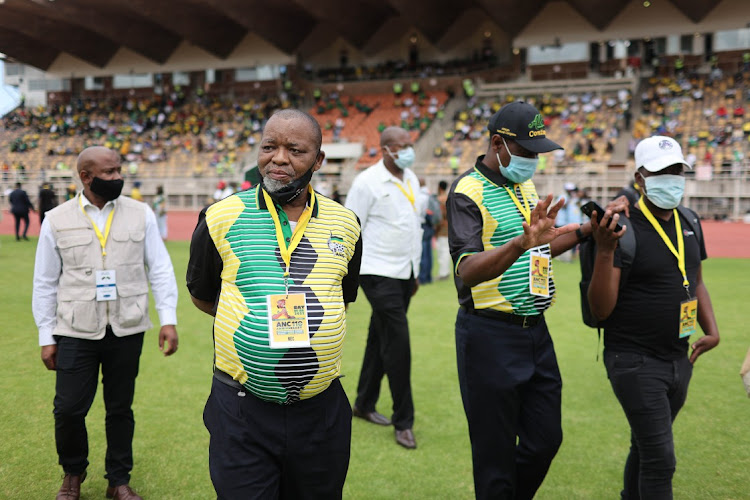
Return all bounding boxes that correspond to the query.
[643,174,685,209]
[386,146,415,170]
[497,137,538,184]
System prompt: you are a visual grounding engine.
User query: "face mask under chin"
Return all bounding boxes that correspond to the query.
[262,163,316,205]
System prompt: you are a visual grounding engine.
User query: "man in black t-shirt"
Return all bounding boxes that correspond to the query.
[588,136,720,499]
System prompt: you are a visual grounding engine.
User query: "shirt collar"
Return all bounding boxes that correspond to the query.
[373,159,410,184]
[79,191,117,211]
[256,184,319,218]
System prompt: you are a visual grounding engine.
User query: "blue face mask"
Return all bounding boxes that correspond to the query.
[497,137,538,184]
[644,174,685,209]
[388,146,415,170]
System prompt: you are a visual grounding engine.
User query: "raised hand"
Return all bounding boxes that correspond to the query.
[519,194,579,250]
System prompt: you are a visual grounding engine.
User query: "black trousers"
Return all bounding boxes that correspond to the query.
[13,212,29,238]
[204,376,351,500]
[53,330,144,487]
[455,309,562,500]
[604,351,692,500]
[355,274,415,430]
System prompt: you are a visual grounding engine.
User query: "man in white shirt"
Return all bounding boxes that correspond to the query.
[32,147,179,500]
[345,127,422,449]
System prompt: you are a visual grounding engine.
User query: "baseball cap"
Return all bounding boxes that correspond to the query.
[564,182,576,191]
[487,101,562,153]
[635,136,691,172]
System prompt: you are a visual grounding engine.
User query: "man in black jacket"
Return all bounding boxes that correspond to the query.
[38,183,58,225]
[9,182,34,240]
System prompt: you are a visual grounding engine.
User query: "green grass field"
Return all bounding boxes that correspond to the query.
[1,235,748,499]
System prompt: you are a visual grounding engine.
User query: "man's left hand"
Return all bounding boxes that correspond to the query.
[159,325,179,356]
[690,334,719,364]
[605,195,631,218]
[412,279,419,297]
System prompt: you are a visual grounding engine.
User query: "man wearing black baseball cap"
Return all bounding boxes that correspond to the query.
[447,101,591,499]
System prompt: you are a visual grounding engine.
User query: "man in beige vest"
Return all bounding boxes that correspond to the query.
[32,147,179,500]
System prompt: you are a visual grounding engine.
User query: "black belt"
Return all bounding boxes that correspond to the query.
[214,369,245,390]
[462,307,544,328]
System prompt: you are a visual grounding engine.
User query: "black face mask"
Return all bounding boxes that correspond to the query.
[261,162,316,206]
[89,176,124,201]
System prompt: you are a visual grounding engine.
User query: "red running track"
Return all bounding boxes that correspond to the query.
[3,209,750,258]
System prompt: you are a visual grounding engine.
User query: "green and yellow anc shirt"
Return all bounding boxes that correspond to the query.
[187,185,362,404]
[446,155,555,316]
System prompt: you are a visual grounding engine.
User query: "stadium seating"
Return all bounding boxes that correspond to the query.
[309,91,448,168]
[637,73,750,176]
[428,90,628,176]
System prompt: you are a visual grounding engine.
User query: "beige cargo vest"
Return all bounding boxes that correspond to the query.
[46,194,152,339]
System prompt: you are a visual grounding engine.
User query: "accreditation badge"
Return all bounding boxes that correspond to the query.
[96,269,117,301]
[267,293,310,348]
[529,249,550,297]
[678,298,698,338]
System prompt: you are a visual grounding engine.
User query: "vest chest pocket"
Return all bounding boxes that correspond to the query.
[57,233,94,268]
[116,281,149,328]
[58,287,99,333]
[110,230,146,260]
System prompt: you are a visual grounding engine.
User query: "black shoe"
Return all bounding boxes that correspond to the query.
[352,406,392,426]
[56,471,87,500]
[23,236,29,241]
[395,428,417,449]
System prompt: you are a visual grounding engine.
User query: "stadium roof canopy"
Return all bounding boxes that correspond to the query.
[0,0,725,71]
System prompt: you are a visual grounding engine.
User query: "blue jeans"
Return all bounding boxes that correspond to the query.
[604,351,693,500]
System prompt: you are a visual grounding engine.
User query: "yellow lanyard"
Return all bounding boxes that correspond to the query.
[262,187,316,292]
[503,184,532,223]
[78,194,115,257]
[395,179,416,210]
[639,196,690,291]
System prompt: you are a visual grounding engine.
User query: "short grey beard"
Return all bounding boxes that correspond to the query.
[263,177,288,193]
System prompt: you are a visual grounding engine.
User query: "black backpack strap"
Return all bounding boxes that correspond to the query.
[617,214,636,268]
[676,205,702,246]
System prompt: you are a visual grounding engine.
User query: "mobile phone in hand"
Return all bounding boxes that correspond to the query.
[580,201,623,232]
